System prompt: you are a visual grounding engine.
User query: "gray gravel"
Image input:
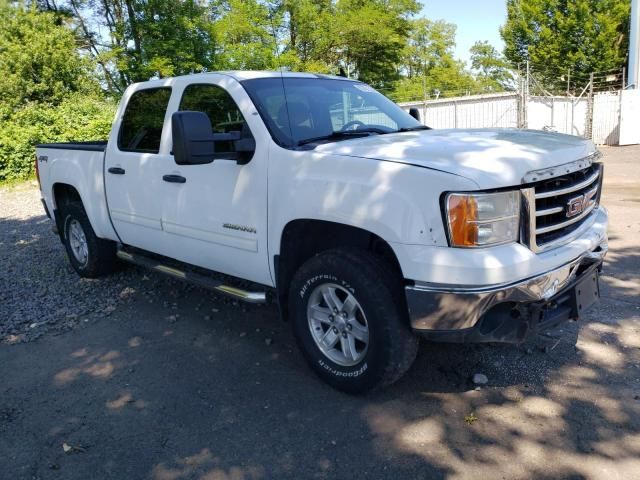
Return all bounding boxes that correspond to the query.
[0,182,191,344]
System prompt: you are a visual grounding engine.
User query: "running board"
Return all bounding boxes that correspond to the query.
[116,250,267,304]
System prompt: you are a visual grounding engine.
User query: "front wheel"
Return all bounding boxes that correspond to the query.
[289,249,419,393]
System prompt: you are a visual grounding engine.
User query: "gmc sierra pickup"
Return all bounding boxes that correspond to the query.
[35,71,608,393]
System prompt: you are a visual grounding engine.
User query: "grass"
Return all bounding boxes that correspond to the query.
[0,176,37,191]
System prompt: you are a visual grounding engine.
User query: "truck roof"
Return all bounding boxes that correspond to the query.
[219,71,352,82]
[129,71,356,89]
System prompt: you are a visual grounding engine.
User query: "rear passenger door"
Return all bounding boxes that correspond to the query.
[104,84,174,252]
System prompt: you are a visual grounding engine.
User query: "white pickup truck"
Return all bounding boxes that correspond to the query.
[35,71,608,393]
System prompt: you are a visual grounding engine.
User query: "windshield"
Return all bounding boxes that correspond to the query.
[241,77,423,148]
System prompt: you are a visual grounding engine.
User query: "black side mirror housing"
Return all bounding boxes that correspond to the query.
[172,111,216,165]
[235,137,256,165]
[409,107,421,122]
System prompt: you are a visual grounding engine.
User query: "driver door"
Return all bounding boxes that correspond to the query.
[158,77,271,285]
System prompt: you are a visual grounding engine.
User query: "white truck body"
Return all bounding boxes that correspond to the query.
[35,71,608,391]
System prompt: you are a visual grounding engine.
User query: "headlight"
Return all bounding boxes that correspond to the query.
[445,191,520,247]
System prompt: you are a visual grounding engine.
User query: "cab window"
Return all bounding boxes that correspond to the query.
[179,84,254,156]
[118,87,172,153]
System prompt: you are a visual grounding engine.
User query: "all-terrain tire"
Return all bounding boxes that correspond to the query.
[61,202,118,278]
[289,248,419,394]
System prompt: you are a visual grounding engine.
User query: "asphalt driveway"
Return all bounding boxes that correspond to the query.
[1,146,639,480]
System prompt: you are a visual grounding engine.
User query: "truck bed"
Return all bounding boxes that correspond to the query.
[35,141,107,152]
[36,140,117,242]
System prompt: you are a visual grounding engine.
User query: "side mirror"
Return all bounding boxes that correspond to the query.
[409,107,421,122]
[235,137,256,165]
[171,111,215,165]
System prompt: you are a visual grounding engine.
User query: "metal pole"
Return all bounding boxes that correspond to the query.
[567,69,571,96]
[519,71,526,128]
[454,100,458,128]
[422,50,428,107]
[422,72,427,107]
[586,73,594,139]
[629,0,640,88]
[524,61,530,128]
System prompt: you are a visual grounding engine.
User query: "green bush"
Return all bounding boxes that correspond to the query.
[0,94,116,181]
[0,5,115,182]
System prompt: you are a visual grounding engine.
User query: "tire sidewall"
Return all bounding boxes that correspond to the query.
[290,257,393,393]
[62,204,98,276]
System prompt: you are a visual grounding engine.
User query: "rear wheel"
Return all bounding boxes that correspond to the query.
[61,202,117,278]
[289,249,419,393]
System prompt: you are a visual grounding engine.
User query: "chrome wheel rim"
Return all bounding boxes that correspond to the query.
[68,219,88,266]
[307,283,369,367]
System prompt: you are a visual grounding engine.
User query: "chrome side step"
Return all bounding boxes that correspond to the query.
[116,250,267,304]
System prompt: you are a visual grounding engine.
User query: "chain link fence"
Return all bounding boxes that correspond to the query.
[397,68,629,146]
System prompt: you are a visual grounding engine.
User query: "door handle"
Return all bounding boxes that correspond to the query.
[108,167,125,175]
[163,174,186,184]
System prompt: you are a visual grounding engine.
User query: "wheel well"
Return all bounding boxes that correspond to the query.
[276,219,403,319]
[52,183,83,238]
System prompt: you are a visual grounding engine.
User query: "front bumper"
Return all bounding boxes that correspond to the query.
[405,241,607,343]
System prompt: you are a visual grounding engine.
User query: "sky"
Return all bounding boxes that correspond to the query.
[420,0,507,66]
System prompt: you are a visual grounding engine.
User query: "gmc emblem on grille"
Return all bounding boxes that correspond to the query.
[566,187,598,218]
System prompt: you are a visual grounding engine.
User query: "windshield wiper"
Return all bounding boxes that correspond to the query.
[397,125,432,132]
[297,129,384,147]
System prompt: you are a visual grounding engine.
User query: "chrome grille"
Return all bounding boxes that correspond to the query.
[523,162,603,252]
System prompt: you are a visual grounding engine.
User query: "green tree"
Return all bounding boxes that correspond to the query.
[392,18,481,100]
[44,0,220,92]
[332,0,420,88]
[123,0,218,80]
[0,1,99,111]
[404,18,456,76]
[280,0,334,72]
[501,0,630,90]
[275,0,421,85]
[32,0,448,94]
[0,2,114,180]
[469,40,513,91]
[212,0,279,70]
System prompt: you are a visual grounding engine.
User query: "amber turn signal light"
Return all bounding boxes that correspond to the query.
[447,194,478,247]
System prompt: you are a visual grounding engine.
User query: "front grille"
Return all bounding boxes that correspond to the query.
[526,162,603,251]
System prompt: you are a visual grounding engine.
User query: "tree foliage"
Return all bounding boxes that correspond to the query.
[391,19,487,101]
[63,0,219,89]
[213,0,279,70]
[13,0,635,180]
[31,0,512,98]
[470,40,514,91]
[0,93,115,180]
[501,0,630,89]
[331,0,420,88]
[0,2,99,111]
[0,2,114,181]
[279,0,334,72]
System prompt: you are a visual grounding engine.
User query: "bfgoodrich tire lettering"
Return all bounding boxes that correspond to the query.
[289,249,419,393]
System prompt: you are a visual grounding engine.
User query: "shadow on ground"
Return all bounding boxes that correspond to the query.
[1,210,639,480]
[2,145,640,479]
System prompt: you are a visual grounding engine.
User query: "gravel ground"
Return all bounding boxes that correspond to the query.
[1,182,122,341]
[1,148,639,480]
[0,183,207,344]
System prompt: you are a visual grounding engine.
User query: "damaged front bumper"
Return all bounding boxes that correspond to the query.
[405,241,608,343]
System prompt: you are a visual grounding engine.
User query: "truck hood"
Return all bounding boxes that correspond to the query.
[314,128,597,189]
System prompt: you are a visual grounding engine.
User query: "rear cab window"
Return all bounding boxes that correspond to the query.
[118,87,172,153]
